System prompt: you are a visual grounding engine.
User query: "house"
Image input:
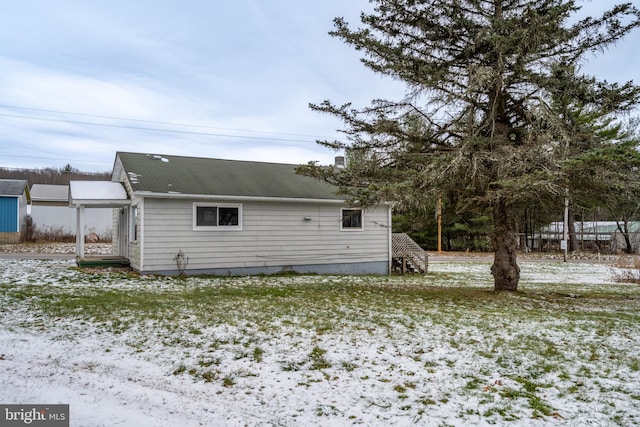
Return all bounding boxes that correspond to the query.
[71,152,392,275]
[0,179,30,243]
[30,184,112,239]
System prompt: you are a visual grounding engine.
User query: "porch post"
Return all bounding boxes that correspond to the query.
[76,205,85,259]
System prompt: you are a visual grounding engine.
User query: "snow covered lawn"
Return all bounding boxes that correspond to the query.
[1,259,639,426]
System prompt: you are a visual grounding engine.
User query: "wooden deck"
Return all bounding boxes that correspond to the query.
[76,256,131,268]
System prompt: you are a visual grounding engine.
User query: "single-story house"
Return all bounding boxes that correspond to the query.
[71,152,392,275]
[30,184,112,239]
[0,179,30,243]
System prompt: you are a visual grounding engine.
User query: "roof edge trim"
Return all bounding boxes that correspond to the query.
[131,191,347,204]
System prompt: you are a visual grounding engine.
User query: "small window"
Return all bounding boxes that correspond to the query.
[194,204,242,230]
[196,206,218,227]
[341,208,363,230]
[130,205,138,242]
[218,207,239,226]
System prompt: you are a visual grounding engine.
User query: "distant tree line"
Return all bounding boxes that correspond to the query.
[0,164,110,187]
[394,202,640,254]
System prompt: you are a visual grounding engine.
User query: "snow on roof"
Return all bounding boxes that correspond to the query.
[69,181,130,207]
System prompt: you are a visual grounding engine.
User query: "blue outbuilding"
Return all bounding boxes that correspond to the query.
[0,179,31,243]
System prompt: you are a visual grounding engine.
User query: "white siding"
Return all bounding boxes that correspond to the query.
[111,208,119,255]
[112,161,137,261]
[128,202,142,271]
[138,198,390,274]
[18,193,28,230]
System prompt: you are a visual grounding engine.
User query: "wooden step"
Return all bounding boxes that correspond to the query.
[76,256,130,268]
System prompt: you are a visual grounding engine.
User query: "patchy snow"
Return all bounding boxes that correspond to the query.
[1,258,639,426]
[0,243,113,255]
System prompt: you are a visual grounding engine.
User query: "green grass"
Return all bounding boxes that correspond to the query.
[2,262,640,424]
[7,277,634,328]
[308,345,331,370]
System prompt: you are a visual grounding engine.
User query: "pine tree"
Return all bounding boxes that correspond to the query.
[298,1,640,291]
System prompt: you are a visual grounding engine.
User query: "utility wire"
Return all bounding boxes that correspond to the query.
[0,113,329,144]
[0,103,338,141]
[0,153,112,166]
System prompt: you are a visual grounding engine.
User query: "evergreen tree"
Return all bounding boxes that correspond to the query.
[598,117,640,254]
[298,0,640,290]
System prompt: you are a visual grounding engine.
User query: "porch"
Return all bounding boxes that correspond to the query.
[69,181,130,265]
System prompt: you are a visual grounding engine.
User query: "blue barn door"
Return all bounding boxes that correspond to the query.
[0,197,18,232]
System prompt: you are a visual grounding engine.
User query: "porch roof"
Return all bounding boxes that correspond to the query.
[69,181,130,208]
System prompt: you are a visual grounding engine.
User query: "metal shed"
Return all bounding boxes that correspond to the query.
[0,179,30,243]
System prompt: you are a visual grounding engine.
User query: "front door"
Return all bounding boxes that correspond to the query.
[119,207,129,257]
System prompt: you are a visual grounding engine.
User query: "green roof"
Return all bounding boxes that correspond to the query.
[116,152,342,200]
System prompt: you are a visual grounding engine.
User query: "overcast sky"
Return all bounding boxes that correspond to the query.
[1,1,638,172]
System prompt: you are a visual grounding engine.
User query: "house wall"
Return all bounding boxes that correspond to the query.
[128,202,141,271]
[111,163,135,258]
[18,193,28,231]
[133,197,390,275]
[112,208,120,256]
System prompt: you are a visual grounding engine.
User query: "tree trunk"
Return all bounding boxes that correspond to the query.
[616,219,634,255]
[491,198,520,291]
[568,206,578,252]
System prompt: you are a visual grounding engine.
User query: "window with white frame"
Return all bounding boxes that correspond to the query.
[341,208,363,230]
[194,203,242,230]
[130,205,138,242]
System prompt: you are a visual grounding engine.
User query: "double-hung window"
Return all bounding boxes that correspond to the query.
[194,204,242,230]
[341,208,363,231]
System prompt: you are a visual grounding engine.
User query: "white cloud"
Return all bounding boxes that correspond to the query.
[0,0,637,172]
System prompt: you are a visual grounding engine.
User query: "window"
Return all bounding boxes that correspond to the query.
[194,204,241,230]
[341,208,363,230]
[130,205,138,242]
[218,207,239,226]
